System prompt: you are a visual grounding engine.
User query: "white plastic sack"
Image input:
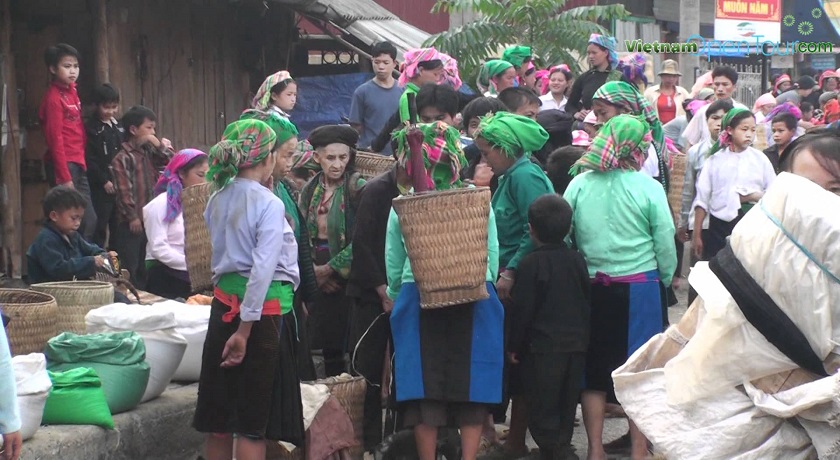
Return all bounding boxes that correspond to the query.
[86,304,187,402]
[12,353,52,441]
[144,300,210,381]
[614,335,816,460]
[665,173,840,405]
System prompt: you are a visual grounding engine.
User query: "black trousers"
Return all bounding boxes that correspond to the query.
[47,162,97,241]
[349,295,392,451]
[146,262,192,299]
[522,351,585,458]
[111,221,147,289]
[90,188,118,249]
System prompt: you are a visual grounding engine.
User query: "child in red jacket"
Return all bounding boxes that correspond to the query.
[39,43,97,240]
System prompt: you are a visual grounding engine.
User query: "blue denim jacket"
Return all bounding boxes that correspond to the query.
[26,224,105,284]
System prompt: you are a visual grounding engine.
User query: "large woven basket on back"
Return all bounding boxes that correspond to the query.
[183,182,214,293]
[355,151,395,179]
[0,289,58,355]
[668,153,687,216]
[31,281,113,335]
[392,187,491,309]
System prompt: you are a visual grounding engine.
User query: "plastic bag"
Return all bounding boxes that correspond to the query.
[86,303,189,400]
[45,332,150,414]
[12,353,52,440]
[42,367,115,429]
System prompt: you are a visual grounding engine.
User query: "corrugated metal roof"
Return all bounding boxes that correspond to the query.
[274,0,431,60]
[317,0,396,22]
[345,19,430,60]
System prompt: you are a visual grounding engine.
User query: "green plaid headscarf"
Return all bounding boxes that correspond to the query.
[593,81,668,190]
[207,119,277,190]
[392,121,466,191]
[707,107,753,157]
[570,114,653,175]
[292,139,320,171]
[474,112,549,158]
[239,109,298,145]
[502,45,532,68]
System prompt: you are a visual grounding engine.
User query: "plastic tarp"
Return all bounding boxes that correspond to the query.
[613,173,840,459]
[12,353,51,440]
[290,73,476,139]
[86,303,188,402]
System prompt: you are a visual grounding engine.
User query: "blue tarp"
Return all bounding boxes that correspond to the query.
[291,73,476,139]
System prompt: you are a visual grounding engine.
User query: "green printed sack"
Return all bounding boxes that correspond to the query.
[42,367,114,429]
[45,331,150,414]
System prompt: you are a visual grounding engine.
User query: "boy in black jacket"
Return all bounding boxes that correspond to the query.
[509,194,591,460]
[85,83,123,247]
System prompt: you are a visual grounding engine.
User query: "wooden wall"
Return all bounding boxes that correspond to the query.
[10,0,294,255]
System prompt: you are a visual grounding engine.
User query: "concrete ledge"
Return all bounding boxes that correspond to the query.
[21,383,204,460]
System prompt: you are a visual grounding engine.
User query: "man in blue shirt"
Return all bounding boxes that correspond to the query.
[349,41,403,155]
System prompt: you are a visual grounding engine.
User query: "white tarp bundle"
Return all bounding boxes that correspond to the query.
[86,304,188,402]
[144,300,210,381]
[12,353,52,441]
[614,173,840,459]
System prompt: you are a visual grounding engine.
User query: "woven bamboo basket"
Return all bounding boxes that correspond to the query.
[392,187,491,309]
[668,153,687,216]
[183,182,214,293]
[322,376,366,460]
[30,281,114,335]
[0,289,59,355]
[266,376,367,460]
[355,151,395,179]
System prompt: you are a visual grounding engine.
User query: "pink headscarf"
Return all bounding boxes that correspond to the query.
[439,53,462,90]
[819,70,839,89]
[154,149,208,222]
[541,65,571,95]
[571,130,591,146]
[753,93,777,112]
[398,47,443,87]
[686,99,710,117]
[691,71,714,97]
[773,74,791,96]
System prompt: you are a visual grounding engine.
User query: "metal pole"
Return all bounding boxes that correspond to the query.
[679,0,700,90]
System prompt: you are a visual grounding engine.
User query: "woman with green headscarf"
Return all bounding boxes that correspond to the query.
[385,121,503,460]
[238,108,318,381]
[473,112,553,456]
[477,60,518,97]
[591,80,670,192]
[564,114,677,460]
[194,118,304,458]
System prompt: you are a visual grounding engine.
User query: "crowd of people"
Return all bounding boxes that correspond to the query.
[1,34,839,460]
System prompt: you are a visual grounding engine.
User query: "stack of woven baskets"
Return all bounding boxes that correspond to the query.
[31,281,114,335]
[0,289,59,355]
[392,187,491,309]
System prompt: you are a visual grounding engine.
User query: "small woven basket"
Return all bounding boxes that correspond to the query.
[0,289,59,355]
[321,376,366,459]
[668,153,687,216]
[392,187,491,309]
[355,151,395,179]
[183,182,214,293]
[30,281,114,334]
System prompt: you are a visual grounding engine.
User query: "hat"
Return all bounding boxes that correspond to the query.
[797,75,817,90]
[696,88,715,100]
[583,111,599,125]
[308,125,359,149]
[571,130,592,146]
[658,59,682,76]
[818,91,838,106]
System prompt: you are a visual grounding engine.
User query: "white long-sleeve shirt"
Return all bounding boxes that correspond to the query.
[692,146,776,222]
[538,93,567,112]
[143,193,188,271]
